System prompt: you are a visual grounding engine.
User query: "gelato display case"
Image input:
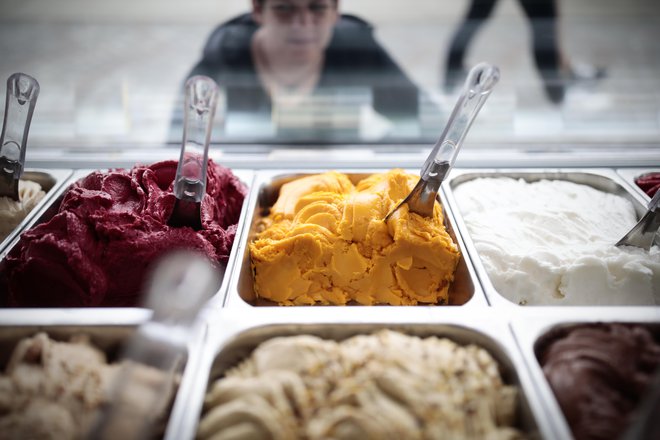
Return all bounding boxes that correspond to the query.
[445,168,658,307]
[0,162,657,439]
[226,170,483,308]
[1,0,660,438]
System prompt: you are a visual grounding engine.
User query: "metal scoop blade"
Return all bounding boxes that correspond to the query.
[615,190,660,250]
[384,63,499,221]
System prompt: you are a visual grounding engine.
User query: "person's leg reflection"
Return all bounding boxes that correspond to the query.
[444,0,498,91]
[518,0,563,103]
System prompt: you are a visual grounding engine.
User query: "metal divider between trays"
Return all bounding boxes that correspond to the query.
[203,169,255,311]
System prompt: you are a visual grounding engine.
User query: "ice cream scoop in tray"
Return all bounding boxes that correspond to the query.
[0,166,253,309]
[443,168,655,307]
[222,169,486,308]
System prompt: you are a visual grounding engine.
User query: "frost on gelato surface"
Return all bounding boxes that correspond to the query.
[1,160,246,307]
[453,177,660,305]
[249,170,460,305]
[198,330,524,440]
[537,323,660,440]
[0,180,45,242]
[0,332,176,439]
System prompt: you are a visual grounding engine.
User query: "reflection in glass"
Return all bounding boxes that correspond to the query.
[171,5,428,144]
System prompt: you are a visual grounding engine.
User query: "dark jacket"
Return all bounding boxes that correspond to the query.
[186,13,420,120]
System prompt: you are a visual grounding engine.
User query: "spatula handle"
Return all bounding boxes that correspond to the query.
[421,63,499,180]
[173,75,219,203]
[0,73,40,178]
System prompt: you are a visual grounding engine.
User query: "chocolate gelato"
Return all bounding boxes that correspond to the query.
[537,323,660,440]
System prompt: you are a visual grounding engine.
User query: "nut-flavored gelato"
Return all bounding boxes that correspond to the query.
[198,330,523,439]
[453,177,660,305]
[537,323,660,440]
[635,172,660,198]
[0,180,45,242]
[1,160,246,307]
[249,170,460,305]
[0,332,176,439]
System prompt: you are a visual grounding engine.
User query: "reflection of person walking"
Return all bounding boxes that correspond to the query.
[444,0,602,104]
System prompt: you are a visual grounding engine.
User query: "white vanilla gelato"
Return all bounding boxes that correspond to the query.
[453,177,660,305]
[0,180,46,241]
[198,330,523,440]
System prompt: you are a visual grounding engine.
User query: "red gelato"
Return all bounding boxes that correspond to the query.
[1,160,247,307]
[635,172,660,198]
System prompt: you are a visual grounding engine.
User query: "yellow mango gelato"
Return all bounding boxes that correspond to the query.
[249,170,460,305]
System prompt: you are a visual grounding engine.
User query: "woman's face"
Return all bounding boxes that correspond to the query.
[253,0,339,60]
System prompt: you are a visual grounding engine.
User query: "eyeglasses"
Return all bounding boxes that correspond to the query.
[268,1,336,20]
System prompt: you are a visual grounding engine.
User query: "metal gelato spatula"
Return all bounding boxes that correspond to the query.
[615,190,660,250]
[384,63,499,221]
[168,75,219,230]
[0,73,40,201]
[89,252,220,440]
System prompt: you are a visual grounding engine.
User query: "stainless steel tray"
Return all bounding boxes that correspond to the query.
[204,169,254,309]
[616,167,660,200]
[443,168,652,308]
[171,308,554,440]
[0,308,207,439]
[510,308,660,440]
[0,168,254,310]
[222,169,487,308]
[0,168,73,254]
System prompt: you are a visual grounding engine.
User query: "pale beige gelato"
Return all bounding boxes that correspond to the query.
[0,180,45,242]
[198,330,523,439]
[0,332,175,439]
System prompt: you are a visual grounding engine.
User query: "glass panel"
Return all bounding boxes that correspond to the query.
[1,0,658,150]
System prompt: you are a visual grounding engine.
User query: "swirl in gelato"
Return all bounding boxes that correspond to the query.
[0,332,176,439]
[538,323,660,440]
[2,160,246,307]
[198,330,523,439]
[453,177,660,305]
[250,170,460,305]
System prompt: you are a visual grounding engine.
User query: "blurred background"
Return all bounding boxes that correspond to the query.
[1,0,659,155]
